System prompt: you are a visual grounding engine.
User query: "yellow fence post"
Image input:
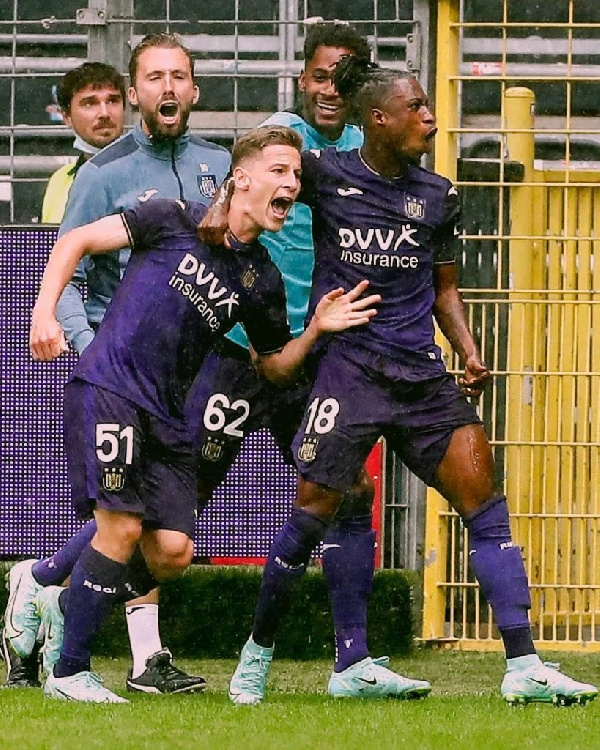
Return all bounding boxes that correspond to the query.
[421,0,460,642]
[424,5,600,652]
[539,168,600,643]
[504,87,545,627]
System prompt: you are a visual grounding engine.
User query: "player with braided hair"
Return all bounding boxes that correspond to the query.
[192,22,432,702]
[228,56,598,706]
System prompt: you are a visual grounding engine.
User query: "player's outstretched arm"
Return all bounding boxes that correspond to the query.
[30,214,130,361]
[259,280,380,386]
[433,263,491,397]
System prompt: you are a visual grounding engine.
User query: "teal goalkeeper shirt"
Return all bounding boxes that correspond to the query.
[226,112,363,348]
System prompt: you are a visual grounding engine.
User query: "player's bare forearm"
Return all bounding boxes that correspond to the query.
[259,280,380,386]
[30,215,128,360]
[31,237,92,361]
[197,177,233,246]
[433,289,479,362]
[433,264,491,397]
[433,264,478,362]
[258,327,320,387]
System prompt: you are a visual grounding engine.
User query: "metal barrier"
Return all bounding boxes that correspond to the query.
[0,1,422,223]
[424,0,600,650]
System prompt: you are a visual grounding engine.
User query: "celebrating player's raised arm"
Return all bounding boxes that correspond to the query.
[30,215,129,361]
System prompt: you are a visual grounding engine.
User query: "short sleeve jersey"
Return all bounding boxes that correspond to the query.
[72,200,291,425]
[300,148,460,378]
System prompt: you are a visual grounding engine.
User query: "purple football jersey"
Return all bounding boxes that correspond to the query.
[72,199,291,425]
[300,148,459,379]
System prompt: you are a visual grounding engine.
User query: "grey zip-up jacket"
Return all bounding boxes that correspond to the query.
[55,122,230,353]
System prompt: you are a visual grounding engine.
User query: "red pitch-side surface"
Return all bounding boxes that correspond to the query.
[210,441,383,567]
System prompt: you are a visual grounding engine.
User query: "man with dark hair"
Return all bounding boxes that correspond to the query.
[29,124,378,703]
[41,62,126,223]
[190,21,430,702]
[228,56,598,706]
[4,33,230,696]
[298,19,370,139]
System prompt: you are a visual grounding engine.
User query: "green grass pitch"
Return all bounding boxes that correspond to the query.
[2,650,600,750]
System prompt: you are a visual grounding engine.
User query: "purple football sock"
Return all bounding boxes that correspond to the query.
[32,521,97,586]
[54,544,127,678]
[322,516,375,672]
[252,508,328,648]
[465,495,535,658]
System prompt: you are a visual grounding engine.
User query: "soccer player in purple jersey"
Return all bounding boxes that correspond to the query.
[227,58,598,706]
[4,35,230,697]
[188,21,429,700]
[3,62,126,691]
[28,125,379,704]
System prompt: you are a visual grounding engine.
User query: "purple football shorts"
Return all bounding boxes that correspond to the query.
[64,379,197,537]
[185,342,310,489]
[292,347,481,492]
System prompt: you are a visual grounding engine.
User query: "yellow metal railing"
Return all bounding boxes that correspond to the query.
[423,0,600,650]
[421,0,460,642]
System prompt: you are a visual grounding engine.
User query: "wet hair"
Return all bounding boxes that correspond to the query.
[129,32,195,86]
[303,21,371,64]
[57,62,125,112]
[232,125,303,168]
[333,55,414,123]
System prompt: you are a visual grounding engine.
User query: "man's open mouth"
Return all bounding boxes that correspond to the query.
[270,197,294,219]
[159,101,179,120]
